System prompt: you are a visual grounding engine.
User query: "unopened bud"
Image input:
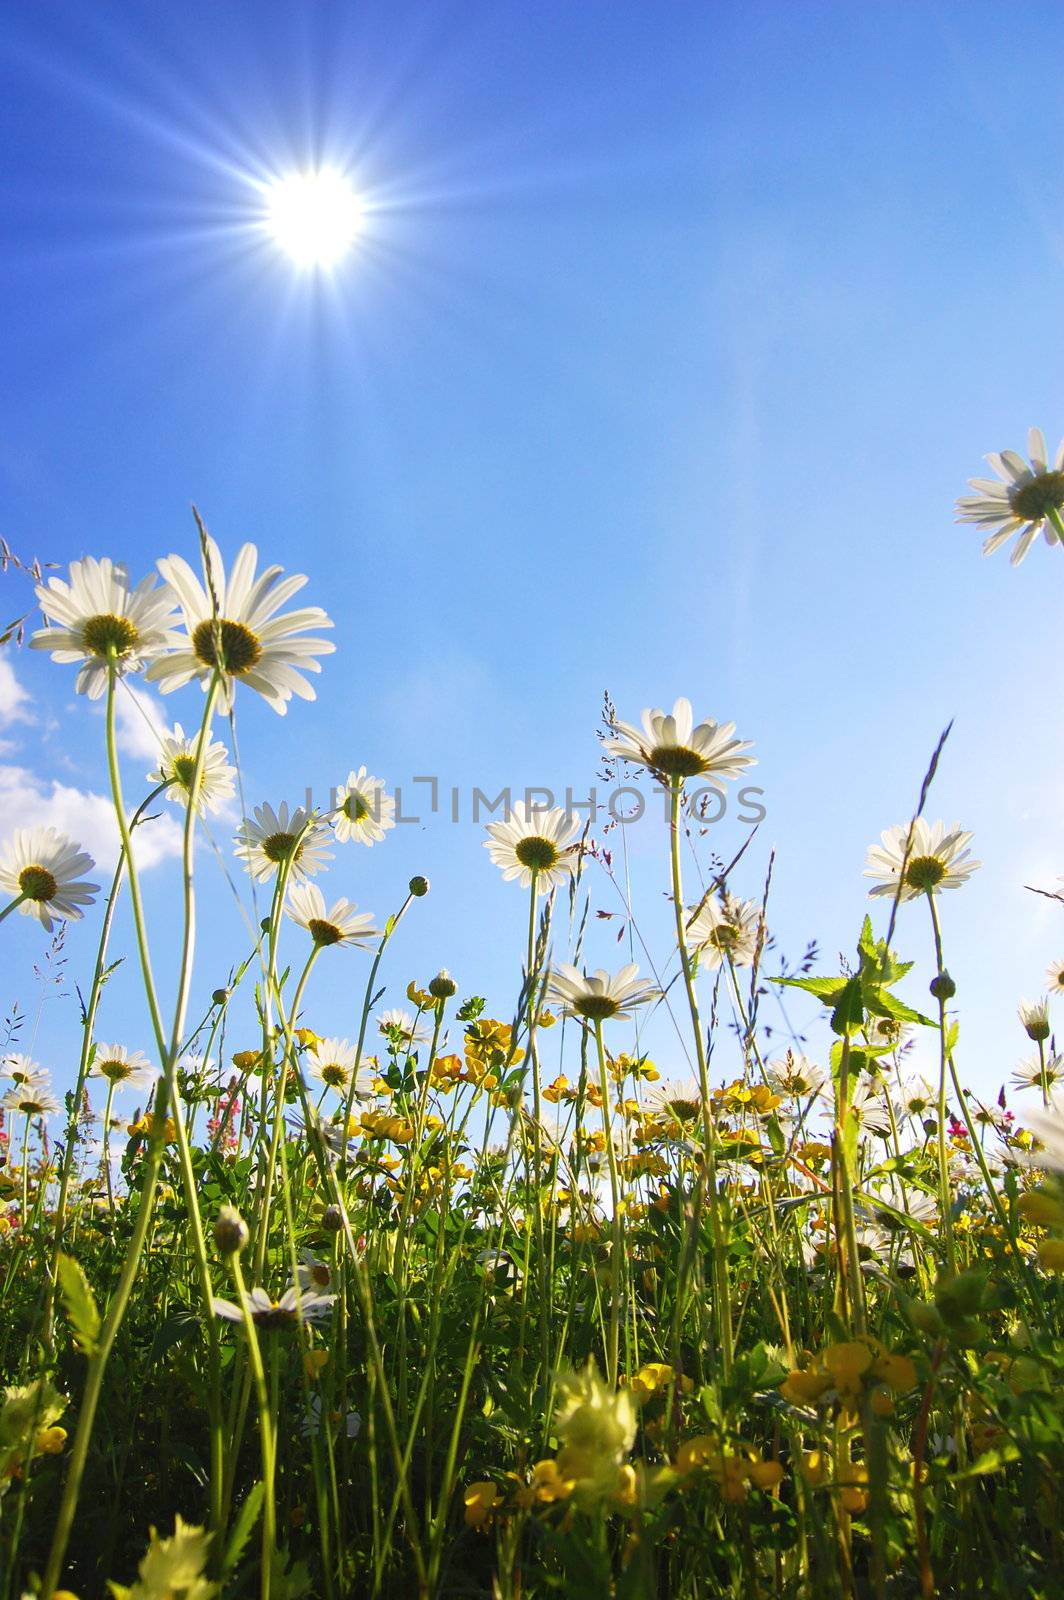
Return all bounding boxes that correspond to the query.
[1018,999,1050,1042]
[429,969,457,1000]
[409,876,430,898]
[322,1204,344,1233]
[930,970,956,1001]
[212,988,230,1007]
[260,917,272,933]
[214,1204,249,1256]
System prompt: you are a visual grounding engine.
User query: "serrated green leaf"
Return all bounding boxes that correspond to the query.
[222,1481,264,1575]
[57,1252,101,1355]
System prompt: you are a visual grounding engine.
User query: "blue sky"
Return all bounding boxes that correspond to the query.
[2,0,1063,1114]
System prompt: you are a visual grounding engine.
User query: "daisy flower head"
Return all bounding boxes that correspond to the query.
[378,1008,432,1048]
[332,768,395,846]
[1,1053,49,1089]
[212,1284,335,1330]
[846,1076,893,1137]
[234,802,332,884]
[150,537,334,713]
[766,1052,829,1101]
[645,1077,704,1124]
[955,428,1064,566]
[89,1044,156,1094]
[305,1037,374,1098]
[863,1014,911,1055]
[1046,958,1064,997]
[1011,1054,1064,1096]
[286,883,379,948]
[3,1080,60,1117]
[483,801,581,892]
[547,963,658,1024]
[149,723,237,816]
[30,557,180,700]
[894,1076,937,1122]
[0,827,99,932]
[864,818,980,903]
[1023,1102,1064,1172]
[1018,998,1051,1043]
[686,892,763,969]
[604,697,755,787]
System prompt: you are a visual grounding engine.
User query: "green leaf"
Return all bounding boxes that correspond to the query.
[957,1441,1021,1478]
[831,976,866,1036]
[56,1252,101,1356]
[222,1481,264,1575]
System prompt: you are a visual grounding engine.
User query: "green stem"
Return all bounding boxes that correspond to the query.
[0,892,26,925]
[593,1020,623,1386]
[925,893,957,1273]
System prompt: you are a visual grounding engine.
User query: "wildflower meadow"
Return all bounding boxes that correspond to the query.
[2,433,1064,1600]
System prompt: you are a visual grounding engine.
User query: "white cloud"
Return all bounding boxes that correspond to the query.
[114,682,170,762]
[0,761,182,873]
[0,655,30,726]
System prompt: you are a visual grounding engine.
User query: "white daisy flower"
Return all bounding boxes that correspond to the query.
[150,538,334,714]
[1018,998,1052,1042]
[864,818,980,902]
[148,723,237,816]
[378,1008,431,1048]
[0,827,100,932]
[955,427,1064,566]
[286,883,379,948]
[302,1394,361,1439]
[211,1284,336,1329]
[644,1077,704,1123]
[296,1252,333,1292]
[1023,1102,1064,1172]
[1,1053,49,1089]
[894,1075,937,1121]
[29,557,180,700]
[1045,957,1064,997]
[862,1014,911,1055]
[846,1077,893,1137]
[547,963,658,1023]
[234,802,332,884]
[483,801,581,892]
[3,1081,60,1117]
[1011,1054,1064,1095]
[766,1052,829,1100]
[332,768,395,846]
[305,1036,374,1098]
[604,696,755,785]
[686,892,763,968]
[89,1044,156,1094]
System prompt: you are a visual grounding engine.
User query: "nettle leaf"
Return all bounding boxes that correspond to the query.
[56,1253,101,1356]
[865,990,934,1028]
[831,977,866,1036]
[775,975,845,1000]
[223,1481,264,1576]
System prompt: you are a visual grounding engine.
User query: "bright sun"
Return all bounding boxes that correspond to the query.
[264,169,363,268]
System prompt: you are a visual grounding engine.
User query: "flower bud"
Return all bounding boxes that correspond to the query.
[930,970,956,1001]
[1018,999,1050,1042]
[409,875,430,898]
[213,1204,249,1256]
[212,988,230,1007]
[260,917,272,933]
[429,969,457,1000]
[322,1204,344,1233]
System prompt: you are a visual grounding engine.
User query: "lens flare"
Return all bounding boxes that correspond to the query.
[264,169,363,268]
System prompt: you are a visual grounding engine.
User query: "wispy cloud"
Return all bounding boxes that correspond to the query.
[0,761,182,872]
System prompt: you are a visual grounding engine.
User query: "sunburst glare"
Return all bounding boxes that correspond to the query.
[262,168,363,268]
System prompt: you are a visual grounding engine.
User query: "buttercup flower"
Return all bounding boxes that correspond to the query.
[89,1044,156,1094]
[286,883,379,948]
[484,802,582,892]
[687,892,763,968]
[305,1037,374,1098]
[332,768,395,846]
[604,697,755,785]
[234,803,332,884]
[0,828,99,932]
[864,819,980,902]
[30,557,180,700]
[547,963,658,1023]
[149,723,237,815]
[956,428,1064,565]
[150,538,334,713]
[211,1284,335,1329]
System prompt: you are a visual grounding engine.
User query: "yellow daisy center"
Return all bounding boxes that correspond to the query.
[171,754,198,789]
[904,855,947,892]
[192,618,263,676]
[514,836,559,872]
[308,918,342,947]
[18,864,58,903]
[81,613,140,658]
[649,744,706,778]
[97,1058,133,1082]
[319,1061,348,1086]
[262,831,300,865]
[343,792,371,822]
[1009,470,1064,522]
[574,993,620,1021]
